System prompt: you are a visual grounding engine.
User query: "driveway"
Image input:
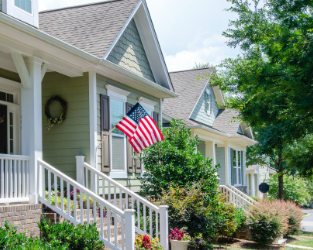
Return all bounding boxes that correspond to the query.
[302,209,313,232]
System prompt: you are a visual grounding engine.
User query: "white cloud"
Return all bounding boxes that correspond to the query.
[165,34,240,72]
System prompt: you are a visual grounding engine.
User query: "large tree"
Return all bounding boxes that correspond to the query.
[210,0,313,199]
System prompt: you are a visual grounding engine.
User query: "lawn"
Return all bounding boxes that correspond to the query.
[287,236,313,248]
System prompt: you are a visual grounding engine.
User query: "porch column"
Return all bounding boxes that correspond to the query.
[225,144,230,185]
[205,141,216,167]
[21,57,43,204]
[251,173,255,197]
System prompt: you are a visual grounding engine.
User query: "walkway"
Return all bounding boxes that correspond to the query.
[302,210,313,232]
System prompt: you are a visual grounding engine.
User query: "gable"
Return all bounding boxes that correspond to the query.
[190,85,219,127]
[237,125,243,134]
[107,19,155,82]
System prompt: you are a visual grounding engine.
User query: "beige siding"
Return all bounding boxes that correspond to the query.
[96,74,160,192]
[0,68,21,82]
[42,72,90,180]
[259,165,269,183]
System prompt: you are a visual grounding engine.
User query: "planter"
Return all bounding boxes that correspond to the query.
[170,240,189,250]
[273,234,283,244]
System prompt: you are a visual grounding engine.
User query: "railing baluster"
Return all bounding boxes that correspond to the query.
[93,200,96,225]
[54,174,57,208]
[74,187,77,221]
[107,208,111,243]
[149,208,152,237]
[5,159,8,198]
[119,189,122,210]
[86,169,89,189]
[80,191,84,224]
[156,211,159,239]
[9,160,12,198]
[102,179,105,199]
[48,170,51,203]
[87,194,90,225]
[1,159,4,198]
[137,200,140,230]
[22,160,25,197]
[61,178,64,211]
[131,197,134,210]
[18,160,21,198]
[67,183,70,215]
[13,160,17,198]
[121,217,125,250]
[144,204,146,233]
[126,194,128,209]
[42,165,45,200]
[114,186,117,207]
[108,182,111,203]
[100,204,104,239]
[26,161,29,197]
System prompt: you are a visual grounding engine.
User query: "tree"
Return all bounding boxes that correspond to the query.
[268,174,311,205]
[193,62,213,69]
[138,119,219,200]
[210,0,313,199]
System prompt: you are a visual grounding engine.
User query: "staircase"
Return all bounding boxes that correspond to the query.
[37,158,169,250]
[219,185,257,209]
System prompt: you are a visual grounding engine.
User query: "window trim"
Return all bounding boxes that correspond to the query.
[106,86,130,179]
[205,89,211,115]
[233,149,243,186]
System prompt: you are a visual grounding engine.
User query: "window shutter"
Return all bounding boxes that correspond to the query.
[135,153,142,173]
[100,94,110,172]
[231,149,235,185]
[153,111,160,127]
[126,103,134,173]
[242,151,246,185]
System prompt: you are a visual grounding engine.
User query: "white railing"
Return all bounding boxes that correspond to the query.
[76,156,169,250]
[0,154,30,203]
[219,185,256,209]
[37,159,136,250]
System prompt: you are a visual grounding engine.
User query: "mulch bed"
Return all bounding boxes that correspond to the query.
[213,238,282,250]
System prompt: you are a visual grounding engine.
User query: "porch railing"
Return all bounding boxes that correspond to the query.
[0,154,30,203]
[219,185,256,209]
[37,159,136,250]
[76,156,169,250]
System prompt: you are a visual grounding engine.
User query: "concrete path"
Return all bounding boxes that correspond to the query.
[286,244,313,249]
[302,210,313,232]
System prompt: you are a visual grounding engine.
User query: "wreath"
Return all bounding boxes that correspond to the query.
[45,95,68,130]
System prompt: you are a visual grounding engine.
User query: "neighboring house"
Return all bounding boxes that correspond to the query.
[162,68,256,194]
[0,0,176,248]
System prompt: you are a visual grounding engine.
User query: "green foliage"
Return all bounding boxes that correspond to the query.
[138,119,219,200]
[284,201,303,236]
[247,199,288,246]
[193,62,213,69]
[268,174,311,205]
[39,216,103,250]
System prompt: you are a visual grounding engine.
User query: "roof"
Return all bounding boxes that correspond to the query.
[163,67,214,126]
[39,0,139,58]
[246,165,258,172]
[163,67,243,136]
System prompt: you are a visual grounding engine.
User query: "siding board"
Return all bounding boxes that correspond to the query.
[216,147,226,185]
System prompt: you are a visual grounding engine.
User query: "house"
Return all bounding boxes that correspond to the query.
[0,0,176,248]
[162,68,256,195]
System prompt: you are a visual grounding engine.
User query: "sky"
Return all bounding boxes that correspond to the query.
[38,0,241,72]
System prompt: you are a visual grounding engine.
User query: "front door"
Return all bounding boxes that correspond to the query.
[0,104,7,154]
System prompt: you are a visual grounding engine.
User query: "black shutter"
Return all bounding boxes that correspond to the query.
[126,103,134,173]
[153,111,160,127]
[100,94,110,172]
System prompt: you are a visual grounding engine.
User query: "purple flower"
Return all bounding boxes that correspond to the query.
[195,238,201,243]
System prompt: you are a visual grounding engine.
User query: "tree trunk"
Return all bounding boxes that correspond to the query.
[278,153,284,200]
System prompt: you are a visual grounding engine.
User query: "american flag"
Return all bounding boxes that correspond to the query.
[115,103,164,153]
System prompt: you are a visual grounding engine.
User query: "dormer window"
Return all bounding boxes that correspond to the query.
[204,89,212,115]
[15,0,32,13]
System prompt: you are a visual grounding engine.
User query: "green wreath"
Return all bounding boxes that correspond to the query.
[45,95,68,130]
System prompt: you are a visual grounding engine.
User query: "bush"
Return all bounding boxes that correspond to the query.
[268,174,311,205]
[246,199,288,245]
[135,235,164,250]
[284,201,303,236]
[39,216,103,249]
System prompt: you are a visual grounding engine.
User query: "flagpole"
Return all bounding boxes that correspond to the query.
[94,97,143,169]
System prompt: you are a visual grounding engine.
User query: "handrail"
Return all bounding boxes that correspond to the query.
[224,185,256,204]
[0,154,30,161]
[38,159,124,216]
[83,162,160,211]
[219,185,256,209]
[38,159,136,250]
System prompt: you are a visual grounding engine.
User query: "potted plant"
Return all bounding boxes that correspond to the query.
[134,235,164,249]
[169,228,191,250]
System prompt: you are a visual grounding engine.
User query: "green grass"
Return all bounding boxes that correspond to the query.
[299,231,313,237]
[292,238,313,248]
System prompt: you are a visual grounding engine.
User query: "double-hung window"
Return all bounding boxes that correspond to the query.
[204,89,211,115]
[232,149,243,185]
[15,0,32,13]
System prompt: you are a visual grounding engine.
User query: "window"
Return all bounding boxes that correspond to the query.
[0,91,13,103]
[110,98,126,171]
[15,0,32,13]
[232,149,243,185]
[204,89,211,115]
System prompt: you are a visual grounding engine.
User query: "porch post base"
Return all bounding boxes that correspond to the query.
[29,193,39,205]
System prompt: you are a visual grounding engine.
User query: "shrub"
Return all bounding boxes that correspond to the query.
[135,235,164,250]
[39,216,103,250]
[246,199,288,245]
[268,174,311,205]
[284,201,303,236]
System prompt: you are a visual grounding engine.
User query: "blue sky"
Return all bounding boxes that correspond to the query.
[39,0,241,72]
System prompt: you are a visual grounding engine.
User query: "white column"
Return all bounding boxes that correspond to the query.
[251,173,255,197]
[247,174,250,195]
[21,57,43,204]
[89,71,97,193]
[225,145,229,185]
[159,205,169,250]
[205,141,216,167]
[76,156,85,185]
[124,209,135,250]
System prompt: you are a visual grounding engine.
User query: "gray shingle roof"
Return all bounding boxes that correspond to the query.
[163,68,241,136]
[39,0,139,58]
[163,68,214,126]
